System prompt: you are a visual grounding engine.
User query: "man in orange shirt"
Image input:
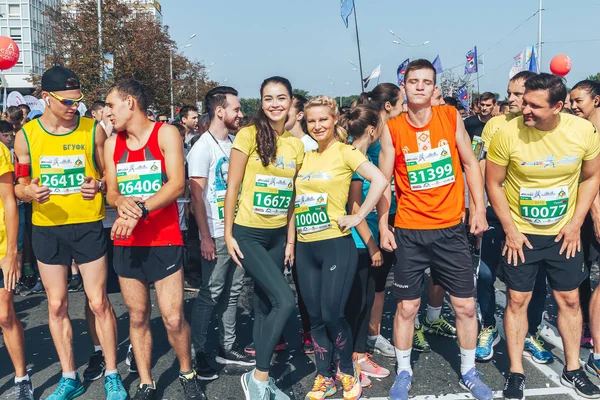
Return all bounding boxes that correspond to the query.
[379,60,490,400]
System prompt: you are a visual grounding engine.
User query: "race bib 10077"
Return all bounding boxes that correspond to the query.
[520,186,569,226]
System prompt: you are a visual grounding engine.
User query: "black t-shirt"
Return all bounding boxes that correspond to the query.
[464,115,485,142]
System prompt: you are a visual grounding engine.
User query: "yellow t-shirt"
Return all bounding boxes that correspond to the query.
[232,125,304,229]
[487,114,600,235]
[0,143,13,260]
[24,117,105,227]
[295,141,368,242]
[482,113,517,152]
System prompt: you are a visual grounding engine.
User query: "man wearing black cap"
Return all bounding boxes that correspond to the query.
[13,66,127,400]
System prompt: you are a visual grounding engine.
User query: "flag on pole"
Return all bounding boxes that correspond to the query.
[508,49,525,79]
[464,46,478,74]
[397,58,410,85]
[527,45,538,73]
[363,64,381,89]
[432,55,444,74]
[341,0,354,28]
[457,84,469,113]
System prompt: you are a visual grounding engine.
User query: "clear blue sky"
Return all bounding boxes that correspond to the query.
[160,0,599,99]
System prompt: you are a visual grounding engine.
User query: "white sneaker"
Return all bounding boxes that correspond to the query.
[366,335,395,358]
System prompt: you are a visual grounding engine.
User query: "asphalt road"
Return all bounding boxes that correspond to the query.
[0,268,598,400]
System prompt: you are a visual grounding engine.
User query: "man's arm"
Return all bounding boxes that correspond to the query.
[189,176,215,260]
[455,111,487,235]
[13,129,50,203]
[145,124,185,212]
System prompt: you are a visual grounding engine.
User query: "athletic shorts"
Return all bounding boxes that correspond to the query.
[581,215,600,266]
[393,222,476,300]
[32,221,106,266]
[498,233,587,292]
[113,245,183,283]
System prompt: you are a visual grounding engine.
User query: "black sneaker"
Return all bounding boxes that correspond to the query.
[29,279,44,295]
[126,345,138,374]
[195,352,218,381]
[132,383,157,400]
[179,371,207,400]
[215,345,256,366]
[561,367,600,399]
[68,274,84,292]
[503,372,525,400]
[83,350,106,381]
[14,380,34,400]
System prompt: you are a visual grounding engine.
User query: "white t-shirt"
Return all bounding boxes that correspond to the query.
[301,134,318,152]
[186,132,234,239]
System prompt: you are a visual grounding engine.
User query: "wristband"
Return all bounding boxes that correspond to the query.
[136,201,149,219]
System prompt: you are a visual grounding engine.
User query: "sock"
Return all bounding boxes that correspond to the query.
[427,305,442,322]
[251,369,269,385]
[94,345,102,353]
[460,347,476,376]
[594,353,600,361]
[105,369,118,377]
[395,348,412,375]
[62,371,77,380]
[14,374,30,383]
[179,370,195,380]
[414,313,421,328]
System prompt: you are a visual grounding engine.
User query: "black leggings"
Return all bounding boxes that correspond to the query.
[297,235,358,377]
[345,249,376,354]
[292,262,312,333]
[233,224,296,372]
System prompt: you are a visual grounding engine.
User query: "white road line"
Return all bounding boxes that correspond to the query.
[362,386,577,399]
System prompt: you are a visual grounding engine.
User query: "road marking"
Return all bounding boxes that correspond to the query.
[362,386,577,399]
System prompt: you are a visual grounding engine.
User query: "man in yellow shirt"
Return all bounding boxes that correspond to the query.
[487,73,600,400]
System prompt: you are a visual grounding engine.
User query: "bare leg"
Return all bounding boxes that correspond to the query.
[450,296,477,349]
[368,291,385,336]
[0,289,26,377]
[554,289,583,371]
[393,298,421,350]
[120,277,153,384]
[428,279,446,308]
[505,290,533,374]
[154,269,192,372]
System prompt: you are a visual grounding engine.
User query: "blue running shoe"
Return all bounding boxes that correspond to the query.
[523,333,553,364]
[476,326,501,361]
[47,374,85,400]
[105,373,128,400]
[389,371,412,400]
[586,353,600,378]
[459,367,493,400]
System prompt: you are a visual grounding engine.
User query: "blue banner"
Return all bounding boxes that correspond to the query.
[464,46,478,75]
[341,0,354,28]
[458,84,470,113]
[432,55,443,74]
[397,58,410,85]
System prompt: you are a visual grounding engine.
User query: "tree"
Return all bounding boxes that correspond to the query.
[588,73,600,82]
[39,0,216,116]
[240,98,260,118]
[293,89,310,98]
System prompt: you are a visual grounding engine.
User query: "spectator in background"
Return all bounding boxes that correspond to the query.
[90,101,105,123]
[27,110,42,121]
[457,104,468,119]
[180,106,199,147]
[158,115,168,123]
[499,101,510,115]
[18,104,31,126]
[5,106,23,134]
[443,97,459,107]
[197,113,210,134]
[84,110,93,118]
[0,120,13,148]
[146,110,156,122]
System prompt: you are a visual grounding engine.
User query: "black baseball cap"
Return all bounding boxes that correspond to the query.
[41,66,81,92]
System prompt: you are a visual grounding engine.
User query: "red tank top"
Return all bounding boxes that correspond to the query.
[112,122,183,247]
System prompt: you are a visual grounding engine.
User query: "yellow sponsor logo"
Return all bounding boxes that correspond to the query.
[295,206,310,213]
[407,163,431,171]
[43,168,64,174]
[255,187,278,194]
[520,200,547,206]
[117,175,139,182]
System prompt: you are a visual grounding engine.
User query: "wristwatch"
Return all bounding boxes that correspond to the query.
[136,201,149,219]
[96,179,104,193]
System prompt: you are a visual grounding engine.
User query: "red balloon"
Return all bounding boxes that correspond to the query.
[0,37,19,70]
[549,54,572,77]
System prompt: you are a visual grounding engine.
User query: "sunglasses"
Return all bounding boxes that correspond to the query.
[49,92,84,107]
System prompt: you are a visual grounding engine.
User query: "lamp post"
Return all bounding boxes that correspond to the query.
[170,34,196,120]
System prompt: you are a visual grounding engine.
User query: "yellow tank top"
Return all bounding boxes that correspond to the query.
[24,117,105,226]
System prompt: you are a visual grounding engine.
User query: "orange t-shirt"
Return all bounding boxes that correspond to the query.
[388,106,464,230]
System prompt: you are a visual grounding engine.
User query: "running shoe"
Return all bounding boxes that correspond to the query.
[68,274,83,292]
[360,373,371,388]
[503,372,525,400]
[126,344,138,373]
[267,377,290,400]
[366,334,395,358]
[586,353,600,378]
[423,315,457,338]
[413,325,431,353]
[14,380,34,400]
[195,352,218,381]
[240,371,271,400]
[459,367,493,400]
[476,326,501,361]
[83,350,106,381]
[560,367,600,399]
[305,375,337,400]
[523,333,553,364]
[131,383,157,400]
[46,374,85,400]
[215,344,255,366]
[179,371,207,400]
[582,324,594,349]
[357,353,390,378]
[29,278,45,295]
[302,332,315,354]
[339,363,361,400]
[389,371,412,400]
[104,373,128,400]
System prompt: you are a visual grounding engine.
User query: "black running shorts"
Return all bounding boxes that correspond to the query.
[113,245,183,283]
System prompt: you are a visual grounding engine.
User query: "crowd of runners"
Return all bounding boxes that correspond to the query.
[0,60,600,400]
